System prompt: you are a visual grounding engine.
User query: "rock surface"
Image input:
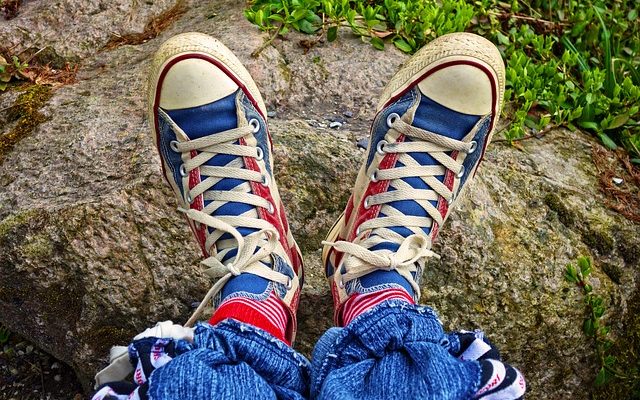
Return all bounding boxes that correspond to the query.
[1,0,639,398]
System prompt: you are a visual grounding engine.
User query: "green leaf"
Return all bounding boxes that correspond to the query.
[598,133,618,150]
[583,318,595,336]
[564,264,578,283]
[255,9,265,26]
[628,9,638,21]
[578,257,591,277]
[605,113,629,130]
[496,31,509,45]
[595,367,607,386]
[292,8,307,21]
[327,26,338,42]
[298,19,317,34]
[579,121,599,130]
[268,14,285,22]
[370,36,385,50]
[604,355,616,367]
[393,38,412,53]
[631,159,640,165]
[0,326,9,344]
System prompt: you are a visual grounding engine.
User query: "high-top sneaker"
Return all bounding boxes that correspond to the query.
[148,32,304,344]
[323,33,505,326]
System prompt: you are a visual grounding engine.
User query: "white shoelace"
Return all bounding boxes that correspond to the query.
[160,109,291,327]
[324,117,479,298]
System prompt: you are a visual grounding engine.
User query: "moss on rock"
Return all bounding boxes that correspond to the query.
[616,231,640,265]
[0,84,52,164]
[600,262,622,284]
[0,209,39,238]
[544,193,576,227]
[581,226,615,255]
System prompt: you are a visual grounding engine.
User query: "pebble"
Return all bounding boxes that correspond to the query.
[54,374,62,382]
[357,138,369,150]
[612,177,623,185]
[343,110,354,118]
[26,345,33,354]
[327,115,346,124]
[267,111,277,118]
[190,302,201,309]
[51,362,61,370]
[329,121,343,129]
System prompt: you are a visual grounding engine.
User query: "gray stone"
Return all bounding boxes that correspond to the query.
[1,0,639,398]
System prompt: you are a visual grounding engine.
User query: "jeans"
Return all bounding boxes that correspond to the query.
[118,301,485,400]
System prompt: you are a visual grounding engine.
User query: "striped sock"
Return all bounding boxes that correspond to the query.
[209,294,290,344]
[341,287,414,326]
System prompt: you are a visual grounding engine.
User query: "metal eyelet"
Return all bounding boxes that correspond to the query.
[468,140,478,154]
[267,202,275,214]
[376,140,388,155]
[386,113,400,128]
[170,140,180,152]
[255,147,264,161]
[285,277,293,290]
[186,193,193,204]
[261,174,270,187]
[179,164,188,177]
[448,191,456,203]
[338,277,345,289]
[457,165,465,178]
[249,118,260,133]
[363,196,371,209]
[370,170,379,182]
[355,225,362,236]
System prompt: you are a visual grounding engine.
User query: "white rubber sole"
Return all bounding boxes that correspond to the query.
[321,211,345,267]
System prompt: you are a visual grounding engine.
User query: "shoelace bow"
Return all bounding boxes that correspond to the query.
[160,109,291,327]
[324,117,478,299]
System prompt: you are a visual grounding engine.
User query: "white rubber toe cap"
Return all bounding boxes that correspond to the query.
[417,64,493,116]
[159,58,239,110]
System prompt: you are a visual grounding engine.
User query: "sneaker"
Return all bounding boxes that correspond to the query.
[322,33,505,326]
[148,32,303,343]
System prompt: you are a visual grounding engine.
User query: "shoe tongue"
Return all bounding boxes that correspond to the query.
[412,93,480,140]
[165,92,238,139]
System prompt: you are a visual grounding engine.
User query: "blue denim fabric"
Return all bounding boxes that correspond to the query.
[139,302,482,400]
[146,320,310,400]
[311,301,481,399]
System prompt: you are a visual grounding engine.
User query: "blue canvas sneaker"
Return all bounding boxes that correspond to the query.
[323,33,506,325]
[147,32,304,343]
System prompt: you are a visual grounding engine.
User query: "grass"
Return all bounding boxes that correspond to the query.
[244,0,640,159]
[566,256,640,395]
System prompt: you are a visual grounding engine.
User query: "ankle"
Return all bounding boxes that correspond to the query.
[209,294,290,344]
[340,286,414,326]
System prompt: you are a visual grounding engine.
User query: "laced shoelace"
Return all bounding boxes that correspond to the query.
[323,115,479,299]
[160,109,292,327]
